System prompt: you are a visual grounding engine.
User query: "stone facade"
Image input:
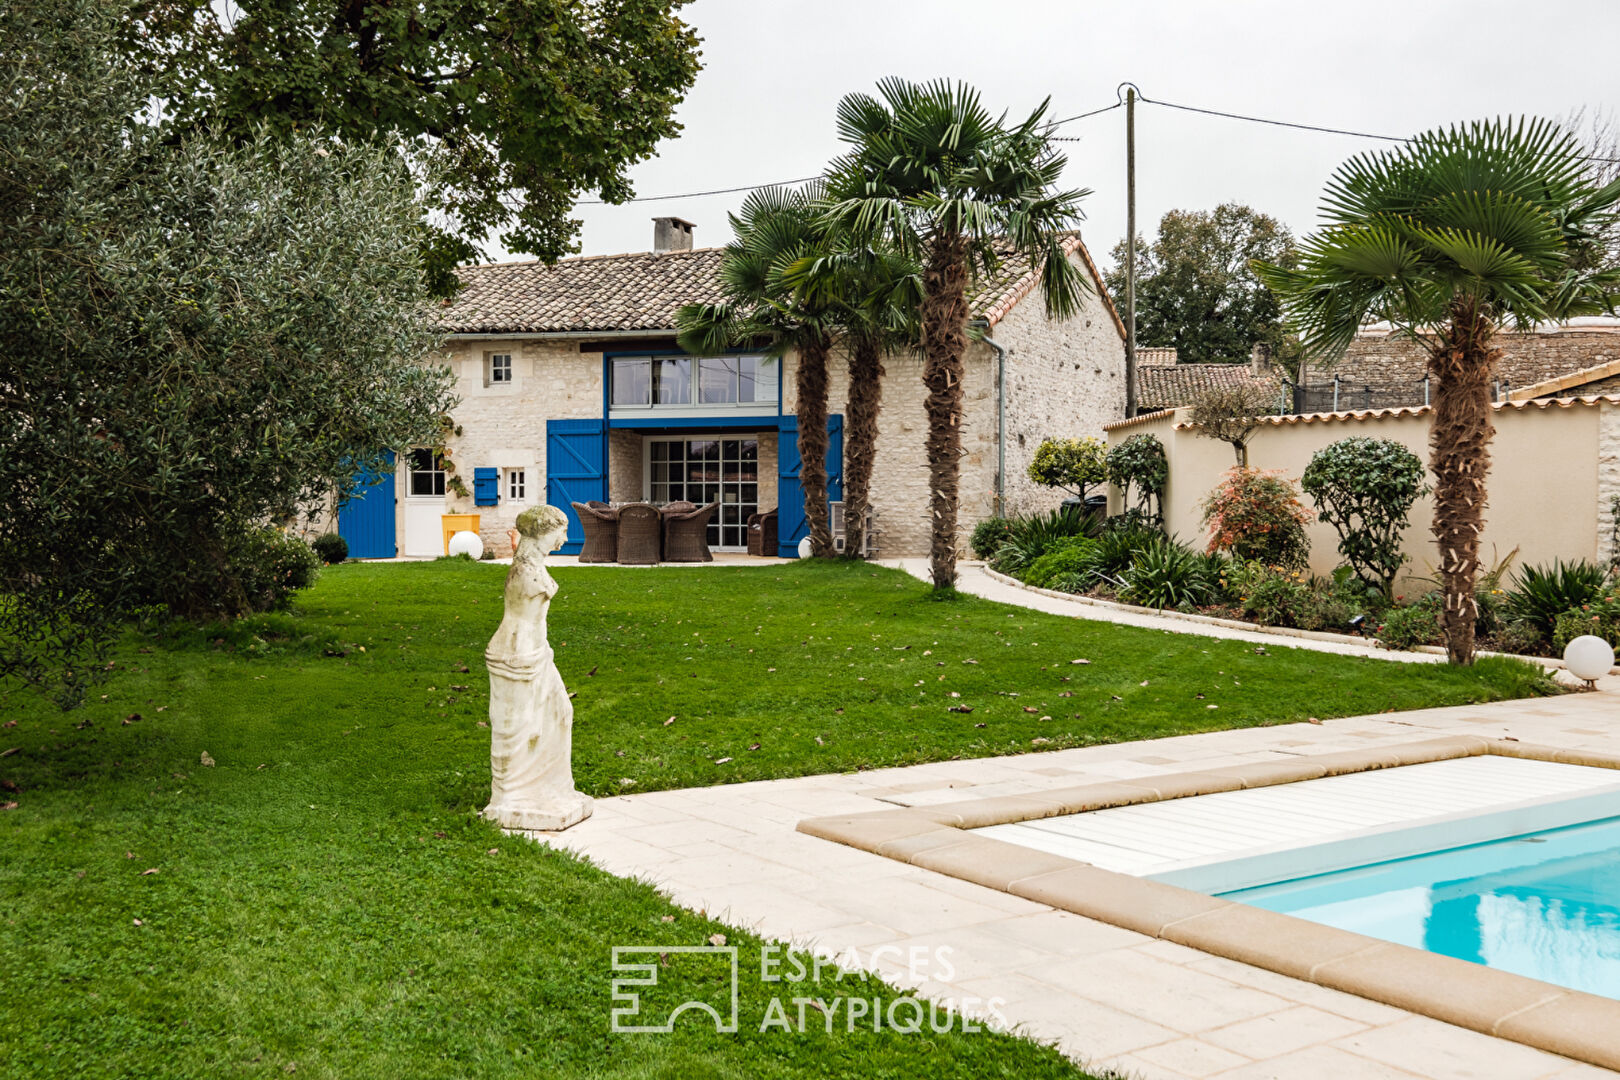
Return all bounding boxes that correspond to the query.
[778,246,1125,557]
[1331,323,1620,392]
[325,243,1126,560]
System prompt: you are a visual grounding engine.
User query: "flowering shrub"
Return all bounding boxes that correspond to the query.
[1202,467,1312,568]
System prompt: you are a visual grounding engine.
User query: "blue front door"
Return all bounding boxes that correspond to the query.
[546,418,608,554]
[337,450,396,558]
[776,415,843,557]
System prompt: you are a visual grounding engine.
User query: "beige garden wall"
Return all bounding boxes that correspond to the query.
[1108,396,1620,591]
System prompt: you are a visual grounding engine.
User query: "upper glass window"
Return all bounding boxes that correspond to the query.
[488,353,512,384]
[611,355,775,409]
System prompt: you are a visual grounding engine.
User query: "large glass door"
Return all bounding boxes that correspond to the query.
[647,437,759,550]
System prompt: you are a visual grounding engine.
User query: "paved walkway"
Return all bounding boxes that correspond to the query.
[541,672,1620,1080]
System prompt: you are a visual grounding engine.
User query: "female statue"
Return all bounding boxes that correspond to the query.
[483,505,592,831]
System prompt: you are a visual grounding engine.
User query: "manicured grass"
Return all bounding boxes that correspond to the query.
[0,560,1554,1078]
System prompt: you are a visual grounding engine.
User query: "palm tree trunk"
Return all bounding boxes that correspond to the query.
[796,333,834,557]
[1428,296,1497,665]
[842,335,885,558]
[921,233,970,589]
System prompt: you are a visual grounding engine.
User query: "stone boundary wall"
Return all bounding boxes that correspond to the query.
[1330,327,1620,391]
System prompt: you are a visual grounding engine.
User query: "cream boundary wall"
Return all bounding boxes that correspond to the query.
[1109,397,1619,589]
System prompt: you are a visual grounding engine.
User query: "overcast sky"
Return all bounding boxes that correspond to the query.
[550,0,1620,270]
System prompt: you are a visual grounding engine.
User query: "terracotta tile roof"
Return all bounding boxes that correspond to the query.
[1171,393,1620,428]
[1137,347,1178,365]
[442,233,1125,338]
[441,247,730,335]
[1138,362,1282,411]
[1103,407,1181,433]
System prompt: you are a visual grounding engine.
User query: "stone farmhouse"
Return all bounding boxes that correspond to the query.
[333,219,1127,560]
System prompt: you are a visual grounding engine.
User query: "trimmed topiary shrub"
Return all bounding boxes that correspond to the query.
[1027,437,1108,502]
[1106,433,1168,522]
[1301,437,1428,598]
[1023,541,1096,591]
[235,529,321,612]
[311,532,349,565]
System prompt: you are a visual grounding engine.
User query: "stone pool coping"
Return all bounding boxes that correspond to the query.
[797,734,1620,1072]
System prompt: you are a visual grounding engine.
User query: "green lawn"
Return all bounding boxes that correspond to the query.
[0,560,1554,1078]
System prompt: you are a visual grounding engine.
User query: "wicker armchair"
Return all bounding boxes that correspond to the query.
[747,509,778,557]
[571,502,619,563]
[662,501,717,562]
[615,503,663,564]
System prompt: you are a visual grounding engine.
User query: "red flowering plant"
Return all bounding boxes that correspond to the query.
[1202,467,1313,568]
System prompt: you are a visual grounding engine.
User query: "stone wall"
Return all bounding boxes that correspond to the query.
[994,270,1127,518]
[437,338,603,556]
[607,429,641,502]
[1331,326,1620,390]
[779,247,1125,557]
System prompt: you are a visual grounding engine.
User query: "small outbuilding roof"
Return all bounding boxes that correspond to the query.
[1137,362,1281,412]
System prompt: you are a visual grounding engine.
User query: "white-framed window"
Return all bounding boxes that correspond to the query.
[507,468,526,502]
[610,355,776,411]
[487,353,513,386]
[408,448,446,497]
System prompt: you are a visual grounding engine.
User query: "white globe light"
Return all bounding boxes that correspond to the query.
[1563,634,1616,683]
[797,535,812,559]
[448,530,484,560]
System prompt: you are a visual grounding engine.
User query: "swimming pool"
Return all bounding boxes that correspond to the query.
[1224,815,1620,1000]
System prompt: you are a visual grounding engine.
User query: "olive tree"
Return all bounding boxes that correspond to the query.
[1301,438,1429,598]
[1,0,456,705]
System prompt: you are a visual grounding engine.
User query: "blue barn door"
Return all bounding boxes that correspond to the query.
[546,418,607,554]
[337,450,397,559]
[775,415,843,558]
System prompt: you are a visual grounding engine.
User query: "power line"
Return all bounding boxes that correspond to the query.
[1138,94,1409,142]
[572,175,825,206]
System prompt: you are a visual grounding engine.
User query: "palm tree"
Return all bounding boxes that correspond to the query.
[676,184,841,557]
[1256,118,1620,663]
[787,241,922,558]
[824,78,1091,589]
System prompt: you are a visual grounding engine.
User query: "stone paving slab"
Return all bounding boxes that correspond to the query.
[535,674,1620,1079]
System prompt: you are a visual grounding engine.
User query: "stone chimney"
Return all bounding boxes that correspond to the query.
[652,217,695,254]
[1250,341,1273,376]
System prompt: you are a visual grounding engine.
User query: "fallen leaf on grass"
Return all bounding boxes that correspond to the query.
[747,743,760,751]
[450,684,469,692]
[619,778,637,788]
[1022,706,1038,714]
[139,868,158,876]
[132,918,142,926]
[584,666,597,677]
[660,915,676,923]
[974,722,986,728]
[707,933,727,947]
[486,848,499,856]
[434,831,448,839]
[1071,659,1091,665]
[1039,715,1052,722]
[1058,691,1074,698]
[714,757,733,765]
[948,705,974,714]
[0,801,17,811]
[1031,737,1051,746]
[200,752,215,767]
[663,717,676,726]
[1,748,18,757]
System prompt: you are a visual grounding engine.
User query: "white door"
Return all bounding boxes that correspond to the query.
[403,449,447,557]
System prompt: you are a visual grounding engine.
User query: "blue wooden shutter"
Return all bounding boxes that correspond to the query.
[775,415,843,558]
[473,467,499,506]
[337,450,396,559]
[546,419,607,554]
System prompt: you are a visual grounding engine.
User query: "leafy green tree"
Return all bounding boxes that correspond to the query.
[1027,438,1107,502]
[1301,438,1429,598]
[1106,433,1168,523]
[126,0,702,292]
[825,78,1090,589]
[1188,383,1279,466]
[1256,118,1620,664]
[1105,204,1297,365]
[676,185,842,557]
[1,0,456,705]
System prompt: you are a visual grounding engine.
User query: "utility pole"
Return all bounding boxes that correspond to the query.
[1124,85,1138,419]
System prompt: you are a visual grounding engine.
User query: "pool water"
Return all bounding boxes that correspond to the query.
[1223,816,1620,999]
